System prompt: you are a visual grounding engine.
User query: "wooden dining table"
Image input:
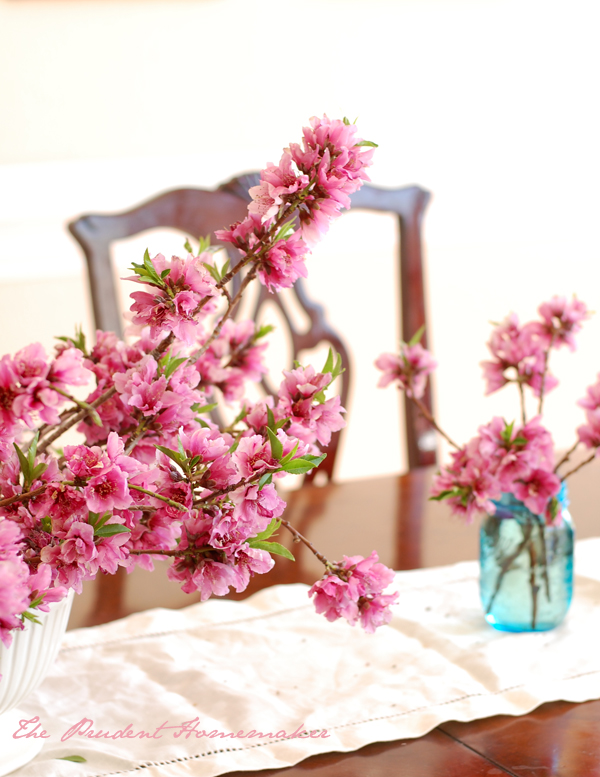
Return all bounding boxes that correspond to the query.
[219,460,600,777]
[70,458,600,776]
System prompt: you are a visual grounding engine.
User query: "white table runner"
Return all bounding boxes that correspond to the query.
[7,537,600,777]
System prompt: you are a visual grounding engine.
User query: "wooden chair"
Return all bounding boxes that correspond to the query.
[68,174,433,622]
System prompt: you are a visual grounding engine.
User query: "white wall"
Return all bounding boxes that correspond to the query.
[1,0,599,481]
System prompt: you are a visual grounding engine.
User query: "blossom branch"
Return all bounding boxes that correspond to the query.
[128,484,190,511]
[411,396,460,450]
[0,485,46,508]
[554,440,580,473]
[518,380,526,426]
[280,518,331,568]
[560,451,597,481]
[537,333,555,415]
[37,385,117,454]
[191,266,258,362]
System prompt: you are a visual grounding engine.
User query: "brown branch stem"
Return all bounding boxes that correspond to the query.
[411,395,461,450]
[560,451,597,481]
[37,386,117,454]
[0,485,46,508]
[554,440,581,473]
[280,518,331,569]
[486,521,533,615]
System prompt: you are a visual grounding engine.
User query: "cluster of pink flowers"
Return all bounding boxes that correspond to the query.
[216,115,374,292]
[376,295,597,526]
[309,552,398,634]
[0,344,91,433]
[431,417,560,523]
[0,117,399,650]
[481,297,589,397]
[375,342,437,400]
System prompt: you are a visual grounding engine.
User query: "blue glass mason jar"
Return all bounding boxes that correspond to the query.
[479,484,574,632]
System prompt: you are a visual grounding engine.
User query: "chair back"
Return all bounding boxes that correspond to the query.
[69,175,434,480]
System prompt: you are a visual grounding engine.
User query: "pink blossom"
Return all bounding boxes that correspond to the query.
[308,552,398,633]
[85,466,132,512]
[0,555,29,647]
[196,320,269,401]
[431,439,502,523]
[0,519,29,647]
[511,468,561,515]
[481,315,557,398]
[577,408,600,449]
[229,483,286,538]
[375,344,437,399]
[114,356,180,417]
[49,347,93,388]
[257,232,309,293]
[128,253,218,345]
[179,427,232,463]
[95,530,130,574]
[232,435,280,479]
[228,545,275,593]
[0,356,21,431]
[214,212,266,251]
[248,150,310,222]
[537,295,589,351]
[12,343,49,388]
[578,375,600,412]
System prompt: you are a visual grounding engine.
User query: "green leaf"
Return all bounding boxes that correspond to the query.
[28,595,46,609]
[160,268,171,279]
[281,457,322,475]
[354,140,379,148]
[221,258,230,277]
[251,517,281,542]
[27,431,39,473]
[512,436,528,446]
[249,540,295,561]
[266,427,283,460]
[155,444,186,468]
[429,490,455,501]
[202,262,221,284]
[266,405,276,432]
[258,472,273,490]
[22,610,42,625]
[408,324,426,347]
[300,453,327,465]
[231,404,248,427]
[198,235,212,253]
[13,442,31,487]
[279,440,299,466]
[55,326,87,355]
[343,116,351,125]
[254,324,275,341]
[183,238,194,254]
[322,348,334,376]
[273,220,296,243]
[164,356,188,380]
[192,402,218,414]
[89,511,113,533]
[41,516,52,533]
[32,462,48,481]
[95,524,131,538]
[58,756,87,763]
[332,352,344,380]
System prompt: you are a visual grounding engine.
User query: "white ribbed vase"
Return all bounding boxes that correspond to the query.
[0,590,74,776]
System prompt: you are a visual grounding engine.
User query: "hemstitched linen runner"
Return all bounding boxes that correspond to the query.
[7,538,600,777]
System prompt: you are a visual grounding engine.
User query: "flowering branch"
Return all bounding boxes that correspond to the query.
[0,116,400,645]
